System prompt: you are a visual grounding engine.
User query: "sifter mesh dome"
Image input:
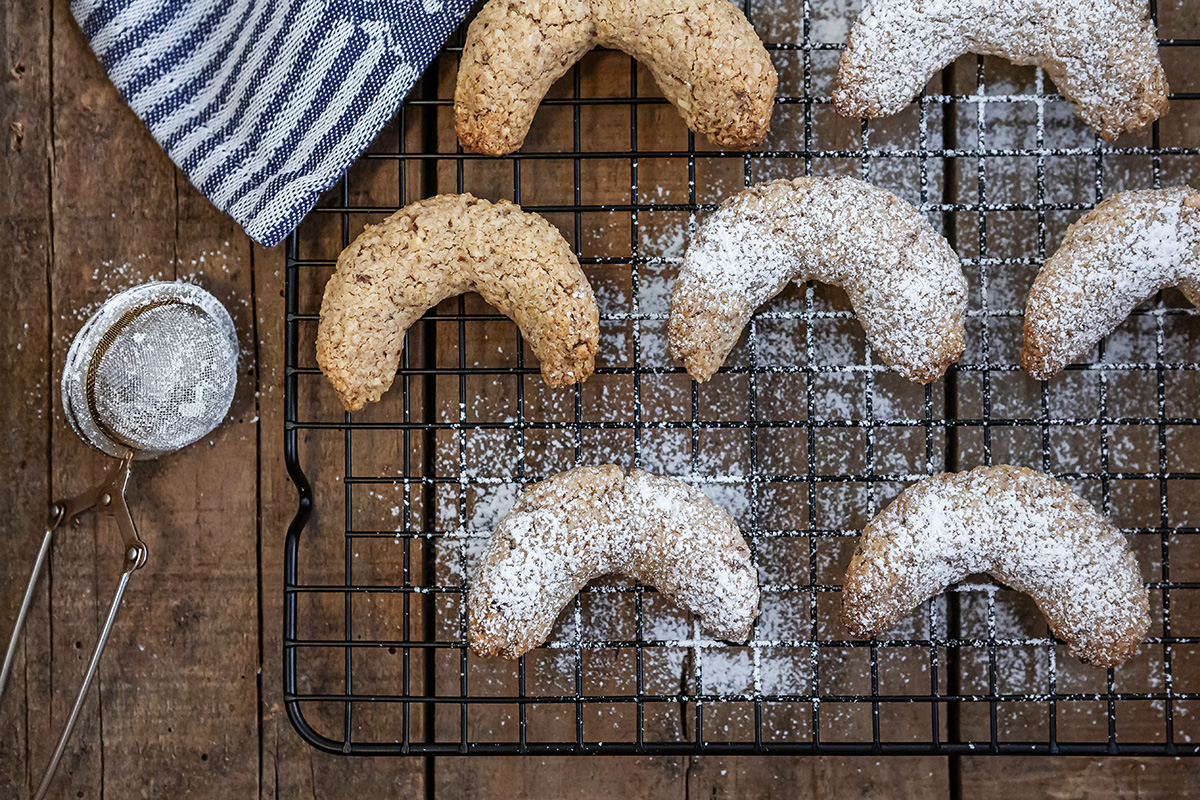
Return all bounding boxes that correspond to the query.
[62,282,239,460]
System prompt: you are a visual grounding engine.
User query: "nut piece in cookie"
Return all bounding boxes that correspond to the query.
[1023,185,1200,379]
[833,0,1168,141]
[316,193,599,411]
[468,465,761,659]
[668,176,967,384]
[454,0,778,155]
[841,465,1150,667]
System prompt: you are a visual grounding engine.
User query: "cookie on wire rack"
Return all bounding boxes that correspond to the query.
[1022,185,1200,379]
[468,465,761,659]
[316,193,599,412]
[668,176,968,384]
[833,0,1169,141]
[454,0,778,155]
[841,465,1150,667]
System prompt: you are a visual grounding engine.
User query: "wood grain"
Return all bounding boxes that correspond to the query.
[943,28,1200,796]
[0,0,1198,797]
[40,4,260,798]
[42,4,175,797]
[0,0,52,796]
[257,105,432,794]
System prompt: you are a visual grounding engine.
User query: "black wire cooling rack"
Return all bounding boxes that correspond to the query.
[284,1,1200,756]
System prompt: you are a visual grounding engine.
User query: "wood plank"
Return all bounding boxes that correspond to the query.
[686,0,951,789]
[257,110,429,794]
[948,4,1200,790]
[436,756,687,799]
[427,44,698,789]
[0,0,53,796]
[427,2,951,791]
[687,756,948,799]
[256,258,429,797]
[0,0,1196,794]
[41,2,172,795]
[959,757,1200,798]
[38,2,260,797]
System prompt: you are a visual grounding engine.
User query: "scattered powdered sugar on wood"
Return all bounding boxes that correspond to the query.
[405,98,1178,726]
[424,183,946,693]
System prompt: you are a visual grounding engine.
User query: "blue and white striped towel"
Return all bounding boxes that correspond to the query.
[72,0,477,247]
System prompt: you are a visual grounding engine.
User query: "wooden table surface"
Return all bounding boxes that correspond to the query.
[3,0,1200,797]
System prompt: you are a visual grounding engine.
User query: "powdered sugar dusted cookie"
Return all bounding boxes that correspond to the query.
[668,176,967,383]
[316,193,599,411]
[455,0,777,155]
[468,465,760,659]
[1023,186,1200,379]
[842,465,1150,667]
[834,0,1168,141]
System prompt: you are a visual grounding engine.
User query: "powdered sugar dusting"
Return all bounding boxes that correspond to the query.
[467,465,760,658]
[669,176,967,383]
[834,0,1168,141]
[1023,186,1200,378]
[842,465,1150,666]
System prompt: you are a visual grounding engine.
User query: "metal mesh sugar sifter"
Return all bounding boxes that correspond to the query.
[0,281,239,799]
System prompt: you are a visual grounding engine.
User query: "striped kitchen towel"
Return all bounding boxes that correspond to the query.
[72,0,477,247]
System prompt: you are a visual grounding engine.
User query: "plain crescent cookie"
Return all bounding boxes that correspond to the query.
[316,193,599,411]
[834,0,1168,141]
[454,0,778,155]
[468,465,761,659]
[841,465,1150,667]
[668,176,967,384]
[1023,185,1200,379]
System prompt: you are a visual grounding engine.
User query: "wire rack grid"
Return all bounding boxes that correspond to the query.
[284,0,1200,756]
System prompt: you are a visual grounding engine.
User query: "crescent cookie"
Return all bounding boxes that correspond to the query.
[668,176,967,383]
[316,193,599,412]
[1023,185,1200,379]
[841,465,1150,667]
[833,0,1168,141]
[468,465,760,659]
[454,0,777,155]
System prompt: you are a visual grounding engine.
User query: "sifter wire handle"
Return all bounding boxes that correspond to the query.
[0,521,59,699]
[0,452,147,799]
[33,564,137,800]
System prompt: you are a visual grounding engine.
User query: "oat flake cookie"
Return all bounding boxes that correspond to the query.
[669,176,967,384]
[841,465,1150,667]
[316,193,599,412]
[468,465,761,659]
[834,0,1168,141]
[454,0,778,155]
[1023,185,1200,379]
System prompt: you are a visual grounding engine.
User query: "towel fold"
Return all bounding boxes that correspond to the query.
[72,0,477,246]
